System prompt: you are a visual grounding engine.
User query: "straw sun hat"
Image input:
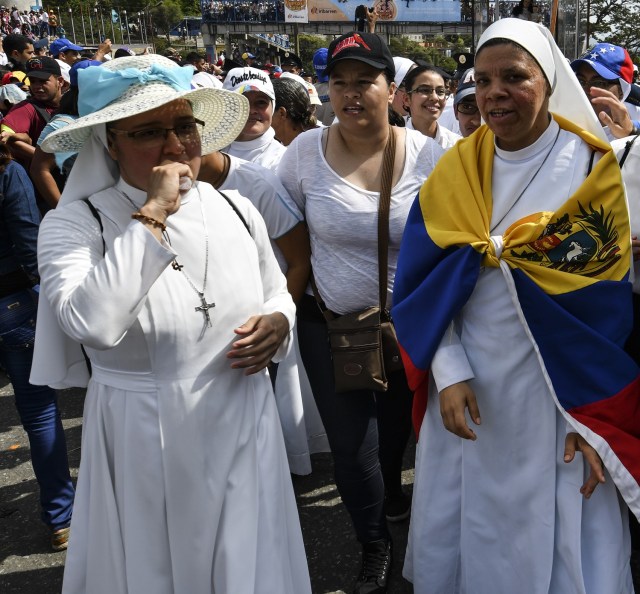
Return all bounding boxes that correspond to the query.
[41,54,249,155]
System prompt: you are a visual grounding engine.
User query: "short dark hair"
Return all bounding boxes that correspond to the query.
[3,33,32,56]
[272,77,317,130]
[404,65,446,93]
[185,52,204,64]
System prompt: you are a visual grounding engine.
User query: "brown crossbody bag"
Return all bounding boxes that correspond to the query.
[311,126,403,393]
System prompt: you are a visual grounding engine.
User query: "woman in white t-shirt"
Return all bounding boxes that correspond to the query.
[404,65,462,150]
[278,32,444,594]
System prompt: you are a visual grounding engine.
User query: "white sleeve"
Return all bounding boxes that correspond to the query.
[430,321,475,393]
[276,137,306,215]
[220,159,302,239]
[37,202,175,350]
[234,197,296,362]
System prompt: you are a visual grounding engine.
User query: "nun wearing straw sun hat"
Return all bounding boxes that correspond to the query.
[32,53,312,594]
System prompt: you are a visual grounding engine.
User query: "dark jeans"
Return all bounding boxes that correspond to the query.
[297,312,413,543]
[0,289,74,530]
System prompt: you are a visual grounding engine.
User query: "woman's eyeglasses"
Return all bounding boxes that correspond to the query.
[575,76,619,90]
[108,119,205,147]
[456,102,479,115]
[408,85,447,99]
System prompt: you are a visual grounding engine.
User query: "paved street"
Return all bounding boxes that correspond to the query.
[1,372,639,593]
[0,374,414,593]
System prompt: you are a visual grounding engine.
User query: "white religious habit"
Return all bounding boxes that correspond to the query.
[34,178,312,594]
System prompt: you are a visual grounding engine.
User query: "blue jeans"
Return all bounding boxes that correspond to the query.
[0,289,74,530]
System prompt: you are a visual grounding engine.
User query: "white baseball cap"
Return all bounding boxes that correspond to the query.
[280,72,322,106]
[222,66,275,102]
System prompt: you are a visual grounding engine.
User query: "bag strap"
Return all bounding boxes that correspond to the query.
[377,125,396,310]
[587,149,597,176]
[310,126,397,319]
[218,190,251,235]
[619,133,639,169]
[28,101,52,125]
[80,197,105,377]
[83,198,105,255]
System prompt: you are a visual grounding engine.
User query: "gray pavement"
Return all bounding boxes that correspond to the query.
[2,372,639,594]
[0,373,414,594]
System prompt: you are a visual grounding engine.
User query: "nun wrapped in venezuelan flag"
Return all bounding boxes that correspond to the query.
[393,114,640,517]
[393,31,640,592]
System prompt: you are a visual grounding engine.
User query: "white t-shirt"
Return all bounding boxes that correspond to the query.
[192,71,223,89]
[56,59,71,83]
[438,97,460,135]
[277,126,445,314]
[626,101,640,123]
[222,127,286,171]
[406,118,462,150]
[219,154,302,240]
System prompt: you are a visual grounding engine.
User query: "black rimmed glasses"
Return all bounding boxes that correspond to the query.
[108,119,205,147]
[408,85,447,98]
[456,101,479,115]
[575,76,619,91]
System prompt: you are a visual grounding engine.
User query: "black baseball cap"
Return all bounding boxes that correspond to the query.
[25,56,61,80]
[454,68,476,106]
[280,51,302,69]
[325,32,394,80]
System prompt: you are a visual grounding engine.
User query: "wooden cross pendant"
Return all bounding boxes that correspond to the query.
[195,292,215,327]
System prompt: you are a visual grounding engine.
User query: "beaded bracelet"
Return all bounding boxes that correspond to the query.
[131,211,167,232]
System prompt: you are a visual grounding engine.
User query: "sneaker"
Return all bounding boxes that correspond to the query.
[51,526,70,551]
[384,490,411,523]
[353,538,392,594]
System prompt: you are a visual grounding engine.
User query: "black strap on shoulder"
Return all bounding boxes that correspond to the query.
[80,344,92,376]
[80,197,107,378]
[619,134,640,169]
[218,190,251,236]
[587,149,597,175]
[28,101,52,124]
[83,198,106,255]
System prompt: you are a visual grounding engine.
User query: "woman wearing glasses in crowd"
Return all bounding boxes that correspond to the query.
[278,32,444,593]
[31,55,311,594]
[453,68,481,139]
[403,64,462,149]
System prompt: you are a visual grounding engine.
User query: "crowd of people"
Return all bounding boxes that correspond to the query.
[0,6,61,40]
[201,0,286,23]
[1,18,640,594]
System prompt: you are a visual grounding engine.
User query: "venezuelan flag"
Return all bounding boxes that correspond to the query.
[393,115,640,517]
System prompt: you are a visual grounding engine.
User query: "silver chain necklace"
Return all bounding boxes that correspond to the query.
[490,126,562,234]
[119,189,215,332]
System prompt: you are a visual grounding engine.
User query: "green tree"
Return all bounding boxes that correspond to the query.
[579,0,640,58]
[298,33,329,75]
[388,36,458,73]
[150,0,183,43]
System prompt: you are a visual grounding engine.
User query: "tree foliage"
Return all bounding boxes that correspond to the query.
[54,0,194,42]
[579,0,640,58]
[389,36,458,73]
[150,0,183,41]
[298,33,329,75]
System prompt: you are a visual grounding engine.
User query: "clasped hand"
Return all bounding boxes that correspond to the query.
[143,161,194,218]
[227,313,289,375]
[439,381,605,497]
